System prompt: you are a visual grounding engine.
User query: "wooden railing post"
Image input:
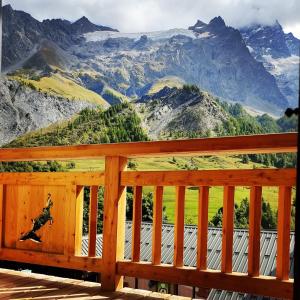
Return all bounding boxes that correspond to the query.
[101,156,127,291]
[277,186,292,280]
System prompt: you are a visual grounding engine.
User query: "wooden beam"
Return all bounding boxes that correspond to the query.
[64,184,77,256]
[221,186,235,273]
[0,133,296,161]
[131,186,142,262]
[101,156,127,291]
[88,186,98,257]
[197,186,209,270]
[121,169,296,187]
[174,186,185,267]
[248,186,262,277]
[0,248,103,273]
[277,186,292,280]
[0,172,105,186]
[117,261,293,299]
[74,186,84,256]
[152,186,163,265]
[0,184,3,250]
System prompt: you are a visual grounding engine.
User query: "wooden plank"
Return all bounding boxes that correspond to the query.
[0,133,296,161]
[0,172,105,186]
[117,261,293,299]
[152,186,164,265]
[88,186,98,257]
[248,186,262,277]
[121,168,296,187]
[75,186,84,256]
[101,156,127,291]
[64,184,77,256]
[0,185,3,250]
[174,186,185,267]
[0,248,103,272]
[197,186,209,270]
[131,186,142,262]
[277,186,292,280]
[221,186,235,273]
[3,185,18,248]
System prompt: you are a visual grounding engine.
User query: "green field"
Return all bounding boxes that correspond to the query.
[66,155,285,224]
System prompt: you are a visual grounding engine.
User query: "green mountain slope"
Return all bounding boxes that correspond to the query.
[6,103,148,148]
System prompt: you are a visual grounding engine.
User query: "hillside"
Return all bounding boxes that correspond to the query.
[6,102,148,148]
[136,84,297,139]
[0,76,96,146]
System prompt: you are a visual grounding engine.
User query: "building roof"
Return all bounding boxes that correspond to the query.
[82,222,295,300]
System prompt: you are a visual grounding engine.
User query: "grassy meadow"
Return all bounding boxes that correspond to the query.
[67,155,285,225]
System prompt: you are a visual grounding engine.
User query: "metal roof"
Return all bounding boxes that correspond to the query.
[82,222,295,300]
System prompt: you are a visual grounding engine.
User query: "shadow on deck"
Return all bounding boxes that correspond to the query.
[0,268,191,300]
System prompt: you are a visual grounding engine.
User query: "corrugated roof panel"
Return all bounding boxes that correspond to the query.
[81,222,294,300]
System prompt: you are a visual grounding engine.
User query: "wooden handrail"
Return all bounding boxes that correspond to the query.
[0,132,297,161]
[0,133,297,298]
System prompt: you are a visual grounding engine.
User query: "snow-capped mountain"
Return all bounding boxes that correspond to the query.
[2,5,298,116]
[240,21,299,106]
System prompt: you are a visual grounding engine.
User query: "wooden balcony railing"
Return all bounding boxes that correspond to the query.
[0,133,297,299]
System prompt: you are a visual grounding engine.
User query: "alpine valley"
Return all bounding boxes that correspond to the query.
[0,4,299,145]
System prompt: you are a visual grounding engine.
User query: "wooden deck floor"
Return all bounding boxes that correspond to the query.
[0,268,191,300]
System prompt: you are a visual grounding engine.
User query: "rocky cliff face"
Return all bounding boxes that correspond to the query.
[0,77,93,146]
[240,21,300,106]
[136,86,228,139]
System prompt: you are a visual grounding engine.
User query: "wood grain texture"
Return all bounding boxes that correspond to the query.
[64,185,77,256]
[221,186,235,273]
[174,186,185,267]
[121,169,296,187]
[0,172,105,186]
[277,186,292,280]
[132,186,142,262]
[75,186,84,256]
[88,186,98,257]
[0,248,103,272]
[0,185,4,249]
[197,186,209,270]
[101,156,127,291]
[152,186,164,265]
[0,133,296,161]
[117,261,293,299]
[248,186,262,277]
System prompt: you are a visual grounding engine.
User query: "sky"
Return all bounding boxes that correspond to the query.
[3,0,300,38]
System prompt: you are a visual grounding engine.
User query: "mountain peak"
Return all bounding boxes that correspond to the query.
[188,19,207,30]
[3,4,13,13]
[209,16,226,27]
[71,16,118,34]
[73,16,91,25]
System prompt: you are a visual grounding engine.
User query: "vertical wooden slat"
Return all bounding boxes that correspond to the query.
[174,186,185,267]
[64,184,77,256]
[132,186,142,262]
[197,186,209,270]
[152,186,164,265]
[88,186,98,257]
[102,156,127,291]
[221,186,235,273]
[248,186,262,277]
[74,186,84,256]
[0,184,4,249]
[277,186,292,280]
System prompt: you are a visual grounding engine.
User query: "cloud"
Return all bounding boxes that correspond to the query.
[3,0,300,37]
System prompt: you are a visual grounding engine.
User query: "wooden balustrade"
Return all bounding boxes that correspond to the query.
[0,133,297,299]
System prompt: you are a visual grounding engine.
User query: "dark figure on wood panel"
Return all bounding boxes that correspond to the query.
[19,193,54,243]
